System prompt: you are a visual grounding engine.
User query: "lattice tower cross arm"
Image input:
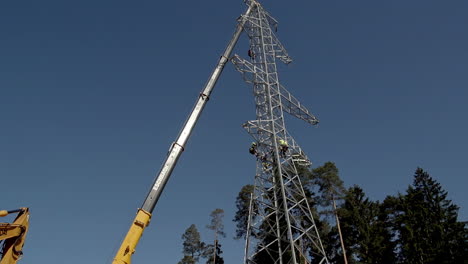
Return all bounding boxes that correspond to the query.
[230,55,319,126]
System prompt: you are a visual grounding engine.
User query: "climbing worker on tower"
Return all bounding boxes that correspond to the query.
[278,138,288,158]
[248,49,255,59]
[249,142,258,156]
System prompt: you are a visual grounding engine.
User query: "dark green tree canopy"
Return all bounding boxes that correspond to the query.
[311,162,345,199]
[232,165,467,264]
[309,161,346,216]
[177,255,196,264]
[233,184,254,239]
[385,167,467,264]
[203,240,224,264]
[333,186,396,264]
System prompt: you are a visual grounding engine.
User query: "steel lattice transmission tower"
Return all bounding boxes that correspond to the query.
[231,1,329,264]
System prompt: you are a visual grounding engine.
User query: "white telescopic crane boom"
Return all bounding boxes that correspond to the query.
[113,3,254,264]
[141,3,254,213]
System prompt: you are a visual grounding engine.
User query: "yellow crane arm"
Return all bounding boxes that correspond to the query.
[113,209,151,264]
[0,208,29,264]
[112,3,255,263]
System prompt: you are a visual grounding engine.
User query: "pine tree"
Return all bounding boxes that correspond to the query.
[309,162,348,264]
[179,224,205,263]
[203,242,224,264]
[206,209,226,264]
[309,162,346,212]
[178,256,196,264]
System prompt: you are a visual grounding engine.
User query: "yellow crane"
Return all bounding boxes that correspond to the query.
[112,2,255,263]
[0,208,29,264]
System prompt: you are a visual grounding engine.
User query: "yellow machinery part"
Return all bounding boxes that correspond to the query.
[0,208,29,264]
[113,209,151,264]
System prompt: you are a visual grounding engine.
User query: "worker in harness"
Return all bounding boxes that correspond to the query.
[248,49,255,59]
[249,142,257,155]
[278,139,288,157]
[249,142,270,169]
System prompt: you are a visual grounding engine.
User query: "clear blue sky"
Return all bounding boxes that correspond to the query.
[1,1,467,263]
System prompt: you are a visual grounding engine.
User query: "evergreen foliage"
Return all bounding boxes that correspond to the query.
[334,186,395,264]
[203,240,224,264]
[231,164,467,264]
[177,255,196,264]
[384,168,467,264]
[206,209,226,239]
[206,209,226,264]
[309,161,346,212]
[179,224,206,263]
[233,184,255,239]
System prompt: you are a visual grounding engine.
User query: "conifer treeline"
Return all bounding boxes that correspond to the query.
[233,163,467,264]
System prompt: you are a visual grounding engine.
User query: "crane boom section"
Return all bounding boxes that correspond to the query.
[141,3,254,213]
[112,4,254,264]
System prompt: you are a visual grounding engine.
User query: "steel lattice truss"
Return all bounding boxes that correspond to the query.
[231,1,329,264]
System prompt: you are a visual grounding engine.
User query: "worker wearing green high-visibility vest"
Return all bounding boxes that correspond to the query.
[278,139,288,157]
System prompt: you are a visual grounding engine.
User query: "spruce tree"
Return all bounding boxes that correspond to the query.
[336,186,395,264]
[386,168,467,264]
[233,185,255,240]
